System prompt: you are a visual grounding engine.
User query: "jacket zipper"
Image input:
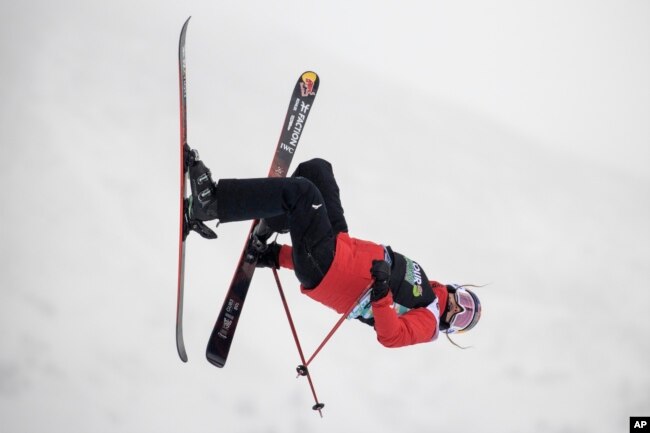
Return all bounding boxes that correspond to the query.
[306,248,325,279]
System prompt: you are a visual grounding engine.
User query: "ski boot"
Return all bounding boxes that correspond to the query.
[247,218,285,264]
[183,144,218,240]
[246,220,283,268]
[244,219,273,262]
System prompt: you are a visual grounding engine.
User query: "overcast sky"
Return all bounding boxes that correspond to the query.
[1,1,649,432]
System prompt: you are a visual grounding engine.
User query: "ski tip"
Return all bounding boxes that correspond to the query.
[297,71,319,96]
[300,71,319,83]
[177,325,188,363]
[177,342,189,363]
[181,16,191,32]
[206,352,226,368]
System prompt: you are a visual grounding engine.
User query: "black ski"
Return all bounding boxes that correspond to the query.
[176,17,217,363]
[206,71,320,368]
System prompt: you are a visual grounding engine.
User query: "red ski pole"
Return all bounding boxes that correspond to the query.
[272,268,325,416]
[303,282,372,368]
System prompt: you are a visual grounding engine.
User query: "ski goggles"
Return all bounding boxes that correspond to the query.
[447,288,480,333]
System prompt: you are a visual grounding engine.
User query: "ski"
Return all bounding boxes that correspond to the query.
[175,16,191,363]
[176,17,217,363]
[206,71,320,368]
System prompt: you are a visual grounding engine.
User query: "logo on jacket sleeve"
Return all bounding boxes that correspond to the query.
[405,259,423,285]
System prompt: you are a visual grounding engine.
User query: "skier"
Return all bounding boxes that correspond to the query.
[188,155,481,348]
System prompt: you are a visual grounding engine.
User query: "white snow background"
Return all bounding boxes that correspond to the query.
[1,1,648,432]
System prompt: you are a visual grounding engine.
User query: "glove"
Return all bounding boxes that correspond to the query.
[255,242,282,269]
[370,260,390,302]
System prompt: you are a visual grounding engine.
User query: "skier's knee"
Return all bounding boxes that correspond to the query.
[288,177,324,211]
[296,158,332,178]
[306,158,331,169]
[292,177,319,199]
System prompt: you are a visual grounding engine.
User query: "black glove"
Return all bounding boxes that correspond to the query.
[370,260,391,302]
[255,242,282,269]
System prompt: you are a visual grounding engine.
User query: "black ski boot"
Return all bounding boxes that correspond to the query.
[245,219,277,262]
[188,156,219,222]
[182,145,218,240]
[250,219,274,251]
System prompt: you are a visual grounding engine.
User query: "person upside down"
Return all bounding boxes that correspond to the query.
[187,155,481,348]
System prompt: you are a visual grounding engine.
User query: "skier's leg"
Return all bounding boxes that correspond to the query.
[263,158,348,235]
[188,159,335,288]
[292,158,348,234]
[187,158,324,227]
[215,177,335,288]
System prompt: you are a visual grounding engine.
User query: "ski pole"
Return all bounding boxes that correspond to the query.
[272,268,325,417]
[303,282,373,368]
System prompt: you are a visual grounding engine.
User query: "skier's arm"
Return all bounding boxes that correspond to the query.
[368,259,438,347]
[371,293,438,348]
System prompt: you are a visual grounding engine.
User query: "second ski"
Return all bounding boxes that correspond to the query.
[206,71,320,368]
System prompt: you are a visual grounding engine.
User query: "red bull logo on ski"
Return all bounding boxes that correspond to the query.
[300,72,317,97]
